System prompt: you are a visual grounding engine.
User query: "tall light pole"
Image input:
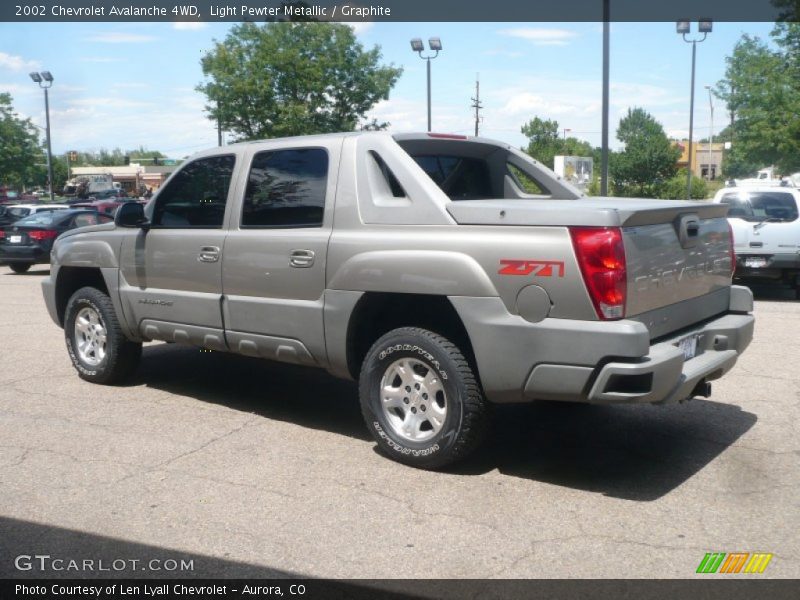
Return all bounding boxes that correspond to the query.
[677,19,712,199]
[600,0,610,196]
[410,37,442,132]
[29,71,55,202]
[705,84,714,180]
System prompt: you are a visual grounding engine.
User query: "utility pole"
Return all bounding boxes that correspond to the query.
[470,74,483,137]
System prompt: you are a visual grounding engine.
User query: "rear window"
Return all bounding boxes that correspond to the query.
[14,212,63,227]
[411,155,493,200]
[721,192,799,222]
[7,207,31,219]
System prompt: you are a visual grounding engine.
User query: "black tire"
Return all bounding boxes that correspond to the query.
[9,263,31,274]
[64,286,141,384]
[359,327,487,469]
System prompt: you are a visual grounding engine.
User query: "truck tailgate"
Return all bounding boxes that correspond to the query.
[447,197,734,333]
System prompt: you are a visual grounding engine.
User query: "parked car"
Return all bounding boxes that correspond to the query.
[42,132,754,469]
[713,184,800,298]
[0,190,20,205]
[0,204,70,227]
[0,209,113,273]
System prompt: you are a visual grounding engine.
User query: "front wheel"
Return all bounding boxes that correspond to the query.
[64,286,142,384]
[9,263,32,274]
[359,327,487,469]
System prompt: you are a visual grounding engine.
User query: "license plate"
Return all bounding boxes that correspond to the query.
[677,335,699,360]
[8,235,22,244]
[744,257,767,268]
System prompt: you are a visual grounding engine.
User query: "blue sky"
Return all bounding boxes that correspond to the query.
[0,20,776,159]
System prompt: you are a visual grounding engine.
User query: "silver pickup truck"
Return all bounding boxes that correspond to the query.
[42,132,754,468]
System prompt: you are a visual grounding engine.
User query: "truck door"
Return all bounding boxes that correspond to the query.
[118,153,238,349]
[221,141,341,367]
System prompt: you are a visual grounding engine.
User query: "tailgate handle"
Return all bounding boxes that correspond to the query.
[676,214,700,249]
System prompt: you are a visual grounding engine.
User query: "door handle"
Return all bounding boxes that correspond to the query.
[290,249,315,268]
[198,246,220,263]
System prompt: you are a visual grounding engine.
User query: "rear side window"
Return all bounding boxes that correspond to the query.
[242,148,328,228]
[152,155,235,228]
[720,192,799,222]
[411,155,493,200]
[508,164,547,195]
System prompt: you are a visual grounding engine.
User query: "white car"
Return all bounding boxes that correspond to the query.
[1,204,70,224]
[713,184,800,298]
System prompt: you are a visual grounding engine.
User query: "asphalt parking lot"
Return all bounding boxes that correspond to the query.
[0,265,798,582]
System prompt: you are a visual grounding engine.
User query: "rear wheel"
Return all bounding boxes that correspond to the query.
[359,327,487,469]
[9,263,31,274]
[64,286,141,384]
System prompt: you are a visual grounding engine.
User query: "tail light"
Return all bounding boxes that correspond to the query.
[28,230,58,241]
[727,222,736,277]
[0,231,5,238]
[570,227,627,320]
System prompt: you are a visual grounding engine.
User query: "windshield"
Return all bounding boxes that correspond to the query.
[721,192,799,223]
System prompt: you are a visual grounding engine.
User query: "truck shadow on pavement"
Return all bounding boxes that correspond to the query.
[458,400,757,501]
[134,343,757,502]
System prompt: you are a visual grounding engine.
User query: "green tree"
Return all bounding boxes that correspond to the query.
[521,116,593,170]
[0,93,42,188]
[715,26,800,175]
[31,155,68,193]
[656,169,707,200]
[610,107,680,197]
[197,22,402,140]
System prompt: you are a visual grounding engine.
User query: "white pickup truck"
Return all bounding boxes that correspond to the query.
[713,184,800,298]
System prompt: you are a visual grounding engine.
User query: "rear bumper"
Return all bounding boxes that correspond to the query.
[450,286,754,405]
[0,245,47,264]
[583,313,753,404]
[734,251,800,278]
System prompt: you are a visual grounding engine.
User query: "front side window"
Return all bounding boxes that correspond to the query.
[242,148,328,228]
[151,155,235,228]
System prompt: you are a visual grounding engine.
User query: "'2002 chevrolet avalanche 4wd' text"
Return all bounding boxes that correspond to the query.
[42,132,754,468]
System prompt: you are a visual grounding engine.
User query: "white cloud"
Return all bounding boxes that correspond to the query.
[80,57,124,63]
[484,49,524,59]
[173,22,208,31]
[497,28,579,46]
[0,52,41,72]
[346,22,374,36]
[84,32,157,43]
[501,92,581,117]
[69,97,154,109]
[0,83,27,95]
[112,82,151,90]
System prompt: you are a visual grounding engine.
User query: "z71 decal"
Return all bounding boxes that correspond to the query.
[498,259,565,277]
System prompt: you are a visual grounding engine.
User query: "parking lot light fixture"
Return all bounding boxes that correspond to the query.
[678,20,711,199]
[30,71,55,202]
[410,37,442,132]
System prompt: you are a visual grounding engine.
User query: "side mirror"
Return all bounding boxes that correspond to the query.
[115,201,150,229]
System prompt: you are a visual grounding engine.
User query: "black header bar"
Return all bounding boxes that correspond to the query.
[2,0,797,23]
